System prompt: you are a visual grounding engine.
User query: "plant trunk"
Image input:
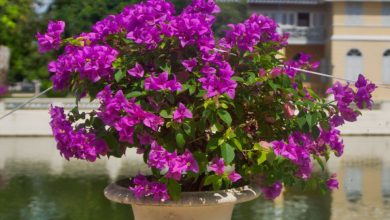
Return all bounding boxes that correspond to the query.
[0,45,11,86]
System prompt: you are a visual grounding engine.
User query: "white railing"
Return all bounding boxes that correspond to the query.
[280,26,326,44]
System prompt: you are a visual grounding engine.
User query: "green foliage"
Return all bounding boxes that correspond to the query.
[1,0,248,84]
[0,0,50,83]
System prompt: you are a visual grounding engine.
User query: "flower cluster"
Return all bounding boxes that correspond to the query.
[96,86,164,144]
[36,20,65,53]
[327,74,376,126]
[209,158,242,182]
[261,181,283,200]
[148,141,199,181]
[222,14,288,52]
[49,106,108,162]
[144,72,182,92]
[40,0,376,202]
[48,45,118,90]
[129,174,170,201]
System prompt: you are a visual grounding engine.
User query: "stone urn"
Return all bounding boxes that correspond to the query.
[104,179,261,220]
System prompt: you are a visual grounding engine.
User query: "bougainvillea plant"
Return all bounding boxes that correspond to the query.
[38,0,376,201]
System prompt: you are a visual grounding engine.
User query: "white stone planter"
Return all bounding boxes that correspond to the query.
[104,179,261,220]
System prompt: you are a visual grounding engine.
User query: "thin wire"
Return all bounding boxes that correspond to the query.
[1,65,390,120]
[283,66,390,90]
[0,86,53,121]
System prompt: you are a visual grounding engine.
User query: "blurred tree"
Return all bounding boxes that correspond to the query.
[214,1,248,37]
[0,0,248,87]
[0,0,49,83]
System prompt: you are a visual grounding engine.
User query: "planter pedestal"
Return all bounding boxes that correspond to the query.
[104,179,261,220]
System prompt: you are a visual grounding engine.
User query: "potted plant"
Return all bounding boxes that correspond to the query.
[38,0,376,220]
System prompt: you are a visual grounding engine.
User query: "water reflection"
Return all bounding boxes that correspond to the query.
[0,136,390,220]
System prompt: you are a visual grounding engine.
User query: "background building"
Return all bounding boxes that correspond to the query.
[237,0,390,101]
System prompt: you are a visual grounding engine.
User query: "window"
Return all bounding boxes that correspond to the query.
[297,12,310,27]
[345,49,363,81]
[280,12,295,26]
[313,13,325,27]
[345,2,363,26]
[382,3,390,26]
[344,167,363,202]
[382,166,390,199]
[289,13,295,25]
[382,50,390,84]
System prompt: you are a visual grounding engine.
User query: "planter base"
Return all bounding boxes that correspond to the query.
[132,204,234,220]
[104,179,261,220]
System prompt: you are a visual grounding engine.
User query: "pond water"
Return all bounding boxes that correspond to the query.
[1,137,390,220]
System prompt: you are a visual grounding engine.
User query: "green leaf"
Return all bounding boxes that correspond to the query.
[189,85,196,95]
[167,179,181,201]
[213,179,223,191]
[257,151,268,165]
[306,114,313,128]
[224,128,236,139]
[207,138,219,151]
[231,76,245,82]
[176,133,185,148]
[268,81,280,90]
[221,143,235,164]
[126,91,143,99]
[159,109,171,119]
[193,151,207,173]
[101,134,121,158]
[232,139,243,151]
[297,116,307,129]
[114,70,125,82]
[204,175,219,186]
[217,109,232,126]
[311,126,321,139]
[183,123,192,136]
[314,155,325,171]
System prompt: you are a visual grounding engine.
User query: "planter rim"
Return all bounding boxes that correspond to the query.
[104,179,261,207]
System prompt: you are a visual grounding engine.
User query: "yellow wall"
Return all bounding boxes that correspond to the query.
[330,40,390,100]
[330,1,390,100]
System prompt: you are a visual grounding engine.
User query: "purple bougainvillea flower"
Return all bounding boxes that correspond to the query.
[261,181,283,200]
[166,151,188,181]
[148,141,169,170]
[114,116,137,144]
[129,174,149,198]
[92,15,120,40]
[183,0,221,15]
[354,74,376,110]
[143,112,164,131]
[228,171,242,183]
[182,58,197,72]
[48,44,118,90]
[129,174,170,201]
[222,14,286,52]
[210,158,225,175]
[36,20,65,53]
[272,136,313,180]
[137,132,154,146]
[319,126,344,157]
[327,81,360,123]
[128,63,145,78]
[182,150,199,173]
[144,72,182,92]
[148,141,199,181]
[49,106,109,162]
[149,181,170,202]
[326,174,339,190]
[173,103,193,123]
